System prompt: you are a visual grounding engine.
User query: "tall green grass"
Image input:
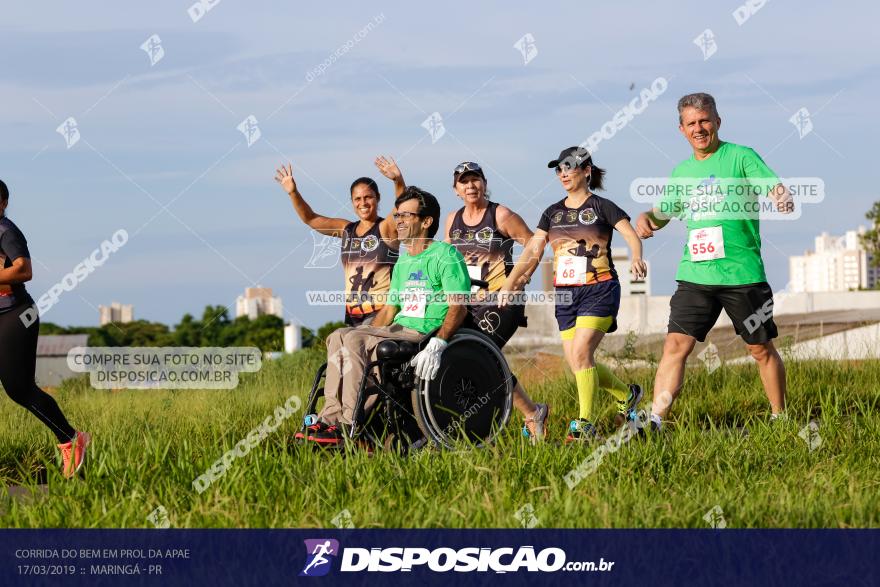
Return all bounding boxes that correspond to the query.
[1,351,878,528]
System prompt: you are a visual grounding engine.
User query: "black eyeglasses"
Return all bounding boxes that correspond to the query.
[392,211,421,221]
[454,162,482,175]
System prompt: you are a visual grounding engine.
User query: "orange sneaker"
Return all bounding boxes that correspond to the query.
[58,431,91,479]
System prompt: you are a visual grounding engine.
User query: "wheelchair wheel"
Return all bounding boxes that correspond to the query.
[411,329,513,449]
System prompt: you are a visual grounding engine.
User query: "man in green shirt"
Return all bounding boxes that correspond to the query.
[635,92,793,431]
[309,186,471,445]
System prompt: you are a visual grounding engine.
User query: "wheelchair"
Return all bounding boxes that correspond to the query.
[300,327,514,452]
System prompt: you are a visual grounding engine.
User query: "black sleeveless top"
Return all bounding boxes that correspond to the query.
[448,202,514,292]
[340,219,397,322]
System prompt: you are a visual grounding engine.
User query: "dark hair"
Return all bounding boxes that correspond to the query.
[0,180,8,202]
[349,177,380,200]
[395,185,441,238]
[586,164,606,191]
[558,147,605,191]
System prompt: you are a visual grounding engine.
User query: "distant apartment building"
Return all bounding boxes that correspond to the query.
[99,302,134,325]
[790,227,877,292]
[236,286,283,320]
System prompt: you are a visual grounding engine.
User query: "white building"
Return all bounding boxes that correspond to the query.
[235,286,283,320]
[99,302,133,325]
[284,323,302,353]
[789,227,877,293]
[612,251,651,296]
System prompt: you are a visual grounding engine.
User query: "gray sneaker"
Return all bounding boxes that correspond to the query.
[522,403,550,445]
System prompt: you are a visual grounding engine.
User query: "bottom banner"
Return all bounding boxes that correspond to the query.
[1,529,876,586]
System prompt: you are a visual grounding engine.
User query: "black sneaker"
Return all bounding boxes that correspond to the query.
[565,419,601,444]
[614,384,644,426]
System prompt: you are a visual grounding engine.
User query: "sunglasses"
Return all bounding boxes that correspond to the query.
[554,164,575,175]
[454,162,483,176]
[554,162,590,175]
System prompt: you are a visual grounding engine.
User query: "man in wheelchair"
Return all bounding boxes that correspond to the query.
[301,186,473,446]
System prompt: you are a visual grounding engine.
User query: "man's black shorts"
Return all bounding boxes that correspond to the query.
[668,280,777,344]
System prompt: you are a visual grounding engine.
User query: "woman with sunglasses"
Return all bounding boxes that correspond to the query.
[386,161,551,444]
[501,147,647,443]
[274,157,403,327]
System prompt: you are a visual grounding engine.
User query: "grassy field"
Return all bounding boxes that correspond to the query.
[1,347,878,528]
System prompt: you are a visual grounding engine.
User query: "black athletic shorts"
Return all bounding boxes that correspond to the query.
[462,302,525,389]
[463,301,527,349]
[668,280,777,344]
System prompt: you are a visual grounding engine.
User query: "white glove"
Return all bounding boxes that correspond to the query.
[410,338,447,381]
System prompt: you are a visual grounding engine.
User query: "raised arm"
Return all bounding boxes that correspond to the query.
[274,163,349,237]
[374,155,406,197]
[615,218,647,280]
[374,156,405,241]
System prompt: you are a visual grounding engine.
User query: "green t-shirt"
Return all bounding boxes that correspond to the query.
[658,141,780,286]
[390,241,471,334]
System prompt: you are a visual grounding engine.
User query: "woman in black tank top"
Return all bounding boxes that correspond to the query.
[447,162,550,443]
[274,157,404,326]
[447,201,515,294]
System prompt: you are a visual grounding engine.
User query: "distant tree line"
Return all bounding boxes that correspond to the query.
[40,305,347,352]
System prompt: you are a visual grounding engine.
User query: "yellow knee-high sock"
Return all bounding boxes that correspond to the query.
[575,367,599,421]
[596,363,629,401]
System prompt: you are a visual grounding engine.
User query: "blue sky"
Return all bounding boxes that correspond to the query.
[1,1,876,329]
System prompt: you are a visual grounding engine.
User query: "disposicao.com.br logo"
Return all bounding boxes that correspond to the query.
[300,539,339,577]
[299,540,614,575]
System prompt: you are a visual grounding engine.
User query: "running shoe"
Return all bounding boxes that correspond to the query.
[634,418,663,439]
[770,412,789,424]
[614,384,644,426]
[522,403,550,445]
[311,424,344,446]
[565,419,600,444]
[58,431,91,479]
[295,415,327,442]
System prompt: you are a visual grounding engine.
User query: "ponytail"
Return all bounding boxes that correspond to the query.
[587,165,606,191]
